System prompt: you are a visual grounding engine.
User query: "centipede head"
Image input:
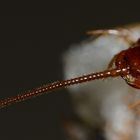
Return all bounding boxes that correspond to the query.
[113,39,140,88]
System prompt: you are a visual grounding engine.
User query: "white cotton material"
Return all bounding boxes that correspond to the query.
[63,24,140,140]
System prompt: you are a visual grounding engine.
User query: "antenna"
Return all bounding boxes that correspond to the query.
[0,68,129,109]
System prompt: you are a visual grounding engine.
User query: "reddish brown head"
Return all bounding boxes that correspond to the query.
[115,39,140,88]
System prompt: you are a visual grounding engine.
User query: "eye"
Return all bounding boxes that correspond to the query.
[123,56,128,62]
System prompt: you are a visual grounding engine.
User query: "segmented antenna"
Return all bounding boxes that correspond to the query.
[0,68,129,108]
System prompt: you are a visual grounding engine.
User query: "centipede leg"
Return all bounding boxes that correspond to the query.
[86,28,135,44]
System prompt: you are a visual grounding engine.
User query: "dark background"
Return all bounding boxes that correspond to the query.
[0,1,140,140]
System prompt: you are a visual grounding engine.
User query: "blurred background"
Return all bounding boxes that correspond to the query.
[0,1,140,139]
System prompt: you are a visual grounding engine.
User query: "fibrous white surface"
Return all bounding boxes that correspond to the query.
[63,24,140,140]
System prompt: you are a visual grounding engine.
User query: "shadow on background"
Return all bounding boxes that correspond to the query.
[0,1,140,139]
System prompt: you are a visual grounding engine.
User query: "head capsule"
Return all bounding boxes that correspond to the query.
[115,39,140,88]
